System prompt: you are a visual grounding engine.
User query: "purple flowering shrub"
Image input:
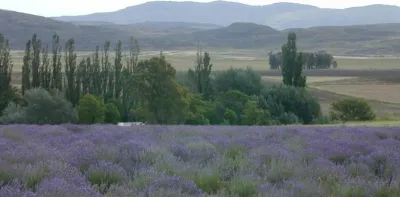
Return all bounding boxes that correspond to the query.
[0,125,400,196]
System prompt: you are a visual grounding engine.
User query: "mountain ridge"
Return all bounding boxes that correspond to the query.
[51,1,400,29]
[2,9,400,55]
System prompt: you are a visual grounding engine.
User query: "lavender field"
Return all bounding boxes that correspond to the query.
[0,125,400,197]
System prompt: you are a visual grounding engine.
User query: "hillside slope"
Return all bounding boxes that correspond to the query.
[2,9,400,55]
[53,1,400,29]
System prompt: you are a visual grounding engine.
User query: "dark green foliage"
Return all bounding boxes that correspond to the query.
[78,94,105,124]
[223,109,238,125]
[31,34,41,88]
[0,88,77,124]
[241,101,271,125]
[134,55,189,124]
[105,103,121,124]
[214,67,263,96]
[187,48,214,100]
[39,44,51,90]
[0,34,13,115]
[268,51,281,70]
[281,32,306,87]
[64,39,78,106]
[51,34,63,91]
[330,98,376,122]
[261,85,321,124]
[114,40,123,99]
[22,40,32,95]
[269,51,334,70]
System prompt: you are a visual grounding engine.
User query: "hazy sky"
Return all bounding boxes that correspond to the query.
[1,0,400,17]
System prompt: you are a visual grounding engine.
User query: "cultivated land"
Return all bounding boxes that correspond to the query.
[0,125,399,196]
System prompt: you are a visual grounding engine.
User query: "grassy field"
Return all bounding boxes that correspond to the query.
[9,49,400,72]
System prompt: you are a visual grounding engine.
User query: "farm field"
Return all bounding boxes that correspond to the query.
[0,124,400,196]
[9,50,400,72]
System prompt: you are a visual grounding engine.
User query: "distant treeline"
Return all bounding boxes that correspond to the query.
[269,51,337,70]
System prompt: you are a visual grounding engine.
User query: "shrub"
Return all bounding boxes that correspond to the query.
[214,67,263,96]
[77,94,105,124]
[330,98,376,122]
[104,103,121,124]
[0,88,77,124]
[260,85,321,124]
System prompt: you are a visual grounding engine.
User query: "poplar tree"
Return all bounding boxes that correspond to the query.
[31,34,41,88]
[114,40,123,99]
[64,39,77,106]
[40,44,51,90]
[51,34,62,91]
[92,46,101,96]
[22,40,32,95]
[101,41,111,99]
[281,32,306,87]
[188,46,214,100]
[0,34,13,105]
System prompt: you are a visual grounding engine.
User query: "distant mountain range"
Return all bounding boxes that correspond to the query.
[1,8,400,55]
[53,1,400,29]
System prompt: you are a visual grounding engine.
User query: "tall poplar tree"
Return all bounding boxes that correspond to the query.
[114,40,123,99]
[51,34,63,91]
[64,39,77,106]
[22,40,32,95]
[0,34,14,114]
[40,44,51,90]
[281,32,306,87]
[31,34,41,88]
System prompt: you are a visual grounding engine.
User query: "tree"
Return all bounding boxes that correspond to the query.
[0,34,14,114]
[0,88,77,124]
[64,39,78,106]
[217,90,250,125]
[31,34,41,88]
[105,103,121,124]
[268,52,281,70]
[114,40,123,99]
[281,32,306,87]
[39,44,51,90]
[260,85,321,124]
[134,55,189,124]
[187,47,214,100]
[330,98,376,122]
[22,40,32,95]
[214,67,263,96]
[78,94,105,124]
[241,101,271,125]
[51,33,63,91]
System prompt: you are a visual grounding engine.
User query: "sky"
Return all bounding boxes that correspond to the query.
[1,0,400,17]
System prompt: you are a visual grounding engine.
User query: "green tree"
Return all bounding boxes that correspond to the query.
[188,47,214,100]
[39,44,51,90]
[214,67,263,96]
[51,33,63,91]
[261,85,321,124]
[134,55,189,124]
[77,94,105,124]
[241,101,271,125]
[0,34,14,114]
[281,32,306,87]
[1,88,77,124]
[31,34,41,88]
[330,98,376,122]
[268,52,281,70]
[105,103,121,124]
[114,40,123,99]
[22,40,32,95]
[223,109,238,125]
[64,39,78,106]
[217,90,250,125]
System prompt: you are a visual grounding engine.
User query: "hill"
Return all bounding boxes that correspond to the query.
[53,1,400,29]
[2,9,400,55]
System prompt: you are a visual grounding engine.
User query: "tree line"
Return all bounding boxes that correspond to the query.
[0,32,372,125]
[269,50,337,70]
